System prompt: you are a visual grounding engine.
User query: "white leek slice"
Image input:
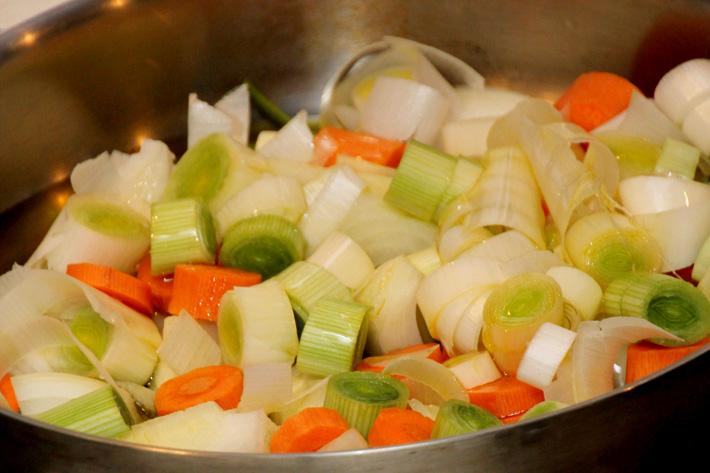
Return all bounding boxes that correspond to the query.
[654,58,710,124]
[340,193,437,266]
[454,87,527,120]
[355,256,423,355]
[12,372,106,416]
[437,225,492,263]
[157,311,221,376]
[70,140,175,218]
[542,358,574,404]
[619,176,710,272]
[655,138,700,179]
[517,323,577,389]
[270,376,330,424]
[299,165,365,252]
[117,381,156,418]
[383,358,467,405]
[443,351,501,390]
[407,398,440,421]
[453,289,491,354]
[218,280,299,367]
[572,317,679,402]
[259,110,314,162]
[238,363,293,414]
[188,93,246,149]
[463,230,538,262]
[317,428,368,452]
[99,324,158,385]
[606,92,688,146]
[440,117,496,157]
[682,96,710,154]
[121,402,273,453]
[436,288,484,356]
[215,174,306,237]
[545,266,602,321]
[359,77,449,144]
[307,231,375,289]
[215,83,250,145]
[29,194,150,273]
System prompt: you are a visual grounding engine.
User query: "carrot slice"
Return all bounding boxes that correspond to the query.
[167,264,261,321]
[466,376,544,420]
[66,263,153,315]
[270,407,349,453]
[154,365,244,415]
[356,343,447,372]
[625,339,708,384]
[0,374,19,413]
[314,126,406,168]
[367,407,434,447]
[554,72,637,131]
[137,253,173,313]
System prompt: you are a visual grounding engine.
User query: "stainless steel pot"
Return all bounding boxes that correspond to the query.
[1,1,709,471]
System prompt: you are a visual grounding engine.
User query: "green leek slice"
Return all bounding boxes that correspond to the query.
[150,198,216,275]
[385,140,457,221]
[324,371,409,437]
[296,298,369,376]
[68,306,111,359]
[655,138,700,179]
[603,273,710,346]
[520,400,567,421]
[35,385,131,438]
[431,399,501,438]
[219,215,304,280]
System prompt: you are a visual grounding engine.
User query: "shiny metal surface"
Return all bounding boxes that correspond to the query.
[1,0,709,471]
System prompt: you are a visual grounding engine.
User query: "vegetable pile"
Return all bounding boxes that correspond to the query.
[1,37,709,454]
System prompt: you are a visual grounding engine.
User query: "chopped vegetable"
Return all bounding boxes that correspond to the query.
[167,264,261,321]
[270,407,349,453]
[136,253,173,312]
[1,374,19,412]
[154,365,244,416]
[625,339,708,384]
[466,376,544,421]
[367,407,434,447]
[66,263,153,316]
[157,311,221,375]
[313,126,405,168]
[519,400,567,421]
[431,399,501,438]
[655,138,700,179]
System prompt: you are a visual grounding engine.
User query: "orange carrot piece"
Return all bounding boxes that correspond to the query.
[501,413,523,424]
[137,253,173,313]
[167,264,261,321]
[367,407,434,447]
[555,72,637,131]
[66,263,153,316]
[466,376,544,420]
[625,339,709,384]
[270,407,349,453]
[154,365,244,416]
[356,343,447,372]
[314,126,406,168]
[0,374,19,413]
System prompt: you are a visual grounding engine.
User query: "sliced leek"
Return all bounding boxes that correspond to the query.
[443,351,502,390]
[431,399,501,438]
[296,298,369,376]
[238,363,293,413]
[545,266,603,321]
[516,322,577,388]
[383,358,467,405]
[307,231,375,289]
[219,214,305,279]
[406,245,442,276]
[437,225,492,263]
[519,400,567,421]
[655,138,700,179]
[603,273,710,346]
[323,371,408,437]
[12,372,106,416]
[482,273,565,374]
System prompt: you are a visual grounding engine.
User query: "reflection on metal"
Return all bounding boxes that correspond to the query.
[19,32,37,46]
[109,0,128,9]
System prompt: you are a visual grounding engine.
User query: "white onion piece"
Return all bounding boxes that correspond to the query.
[435,288,483,356]
[336,155,396,177]
[453,289,491,354]
[407,399,440,421]
[318,428,368,452]
[359,77,449,144]
[303,171,332,206]
[517,323,577,389]
[270,376,329,424]
[699,271,710,301]
[215,175,306,236]
[238,363,293,414]
[187,95,237,148]
[148,360,177,391]
[619,176,710,272]
[609,92,687,146]
[0,317,77,377]
[0,263,30,300]
[383,358,467,405]
[70,140,175,218]
[117,381,157,418]
[437,225,492,263]
[300,165,365,252]
[333,104,360,130]
[11,372,106,416]
[545,266,602,321]
[572,317,678,402]
[259,110,314,162]
[463,230,538,262]
[255,131,277,152]
[654,58,710,124]
[214,84,250,145]
[446,351,501,390]
[340,194,437,266]
[440,117,496,157]
[542,358,574,404]
[308,231,374,289]
[454,87,527,120]
[682,96,710,154]
[265,157,326,185]
[406,245,442,276]
[356,256,423,355]
[157,311,221,375]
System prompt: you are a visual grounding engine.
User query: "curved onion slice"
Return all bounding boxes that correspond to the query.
[453,289,491,354]
[383,358,467,405]
[619,176,710,271]
[259,111,314,162]
[435,288,484,356]
[572,317,679,402]
[437,225,492,263]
